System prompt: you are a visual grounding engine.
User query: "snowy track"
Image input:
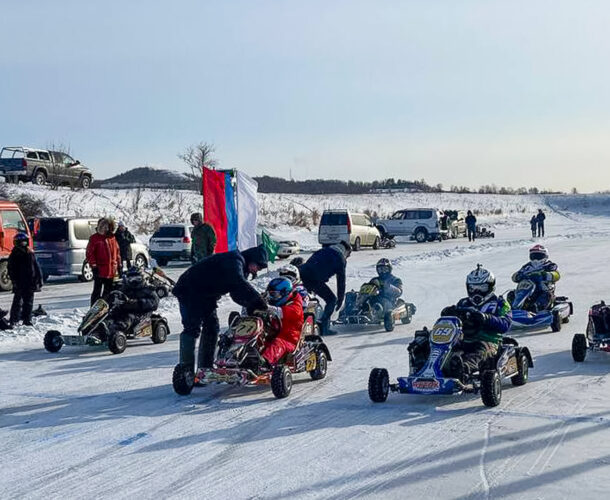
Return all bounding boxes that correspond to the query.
[2,215,610,498]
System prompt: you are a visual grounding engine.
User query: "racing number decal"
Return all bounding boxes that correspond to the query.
[235,319,258,336]
[306,352,317,371]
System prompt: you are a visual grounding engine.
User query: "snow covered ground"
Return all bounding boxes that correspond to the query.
[2,199,610,499]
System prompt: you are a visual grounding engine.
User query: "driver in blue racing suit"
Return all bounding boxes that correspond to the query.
[370,258,403,314]
[512,244,560,312]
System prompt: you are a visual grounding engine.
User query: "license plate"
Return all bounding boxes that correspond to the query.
[158,242,173,247]
[37,253,52,258]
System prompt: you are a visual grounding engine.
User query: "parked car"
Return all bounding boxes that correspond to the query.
[0,201,33,291]
[149,223,193,266]
[277,240,300,259]
[318,210,381,250]
[376,208,443,243]
[444,210,467,238]
[32,217,149,282]
[0,146,93,189]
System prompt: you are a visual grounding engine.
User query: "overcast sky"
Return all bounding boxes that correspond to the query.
[1,0,609,191]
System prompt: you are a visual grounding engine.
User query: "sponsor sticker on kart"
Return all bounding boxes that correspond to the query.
[412,378,440,392]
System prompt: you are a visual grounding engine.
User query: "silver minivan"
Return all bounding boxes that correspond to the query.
[318,209,381,250]
[33,217,149,281]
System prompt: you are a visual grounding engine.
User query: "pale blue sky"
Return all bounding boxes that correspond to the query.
[1,0,609,191]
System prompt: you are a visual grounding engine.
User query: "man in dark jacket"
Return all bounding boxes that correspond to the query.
[8,232,43,326]
[465,210,477,242]
[110,267,159,333]
[115,222,136,274]
[536,209,546,237]
[190,212,217,263]
[173,245,269,374]
[299,240,351,335]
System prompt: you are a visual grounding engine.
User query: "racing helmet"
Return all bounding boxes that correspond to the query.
[466,264,496,305]
[266,277,294,306]
[376,258,392,277]
[279,264,300,284]
[13,232,29,247]
[529,244,549,262]
[124,266,144,288]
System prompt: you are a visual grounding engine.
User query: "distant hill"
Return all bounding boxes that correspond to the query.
[94,167,195,189]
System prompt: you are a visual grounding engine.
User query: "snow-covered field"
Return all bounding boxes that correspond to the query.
[2,187,610,498]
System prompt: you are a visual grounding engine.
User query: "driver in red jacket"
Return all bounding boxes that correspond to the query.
[261,277,304,366]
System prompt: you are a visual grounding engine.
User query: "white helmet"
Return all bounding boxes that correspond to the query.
[279,264,300,284]
[529,244,549,263]
[466,264,496,305]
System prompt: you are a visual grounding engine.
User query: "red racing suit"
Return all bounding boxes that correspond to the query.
[262,293,304,365]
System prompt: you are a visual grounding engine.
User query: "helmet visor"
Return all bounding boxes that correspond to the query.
[376,264,391,275]
[467,283,491,296]
[530,251,547,261]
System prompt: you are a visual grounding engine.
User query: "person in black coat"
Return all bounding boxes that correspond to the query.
[465,210,477,242]
[110,267,159,333]
[299,240,351,335]
[172,245,269,374]
[530,215,537,238]
[8,232,42,326]
[536,209,546,237]
[115,222,135,274]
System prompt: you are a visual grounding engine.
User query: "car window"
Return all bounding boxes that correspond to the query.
[26,152,39,159]
[352,215,365,226]
[63,154,75,166]
[51,152,63,164]
[390,211,404,220]
[38,151,50,161]
[33,218,68,242]
[363,215,372,226]
[320,212,348,226]
[405,211,418,220]
[418,210,433,219]
[153,226,185,238]
[73,220,97,240]
[1,210,28,232]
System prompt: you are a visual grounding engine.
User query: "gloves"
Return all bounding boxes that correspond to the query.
[441,305,457,317]
[466,310,491,327]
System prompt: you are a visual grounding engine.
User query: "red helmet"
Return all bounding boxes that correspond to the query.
[529,244,548,262]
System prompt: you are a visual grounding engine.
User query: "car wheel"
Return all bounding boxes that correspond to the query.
[373,236,380,250]
[414,228,428,243]
[32,170,47,186]
[79,176,91,189]
[353,237,361,251]
[79,262,94,282]
[134,254,147,269]
[0,261,12,291]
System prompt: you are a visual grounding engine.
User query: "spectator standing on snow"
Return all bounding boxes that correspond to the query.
[465,210,477,242]
[8,232,43,326]
[115,221,135,274]
[190,212,217,263]
[530,215,537,238]
[86,217,121,305]
[536,209,546,237]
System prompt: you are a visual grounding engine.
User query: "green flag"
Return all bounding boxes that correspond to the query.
[261,229,279,263]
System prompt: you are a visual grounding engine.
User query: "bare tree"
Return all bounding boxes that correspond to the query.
[178,142,218,193]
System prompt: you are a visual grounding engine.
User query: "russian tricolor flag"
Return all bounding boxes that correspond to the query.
[203,167,238,252]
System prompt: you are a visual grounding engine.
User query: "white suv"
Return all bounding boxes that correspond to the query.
[149,223,193,266]
[376,208,442,243]
[318,210,381,250]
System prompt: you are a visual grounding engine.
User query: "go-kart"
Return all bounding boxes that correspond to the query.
[507,279,573,332]
[572,301,610,362]
[143,266,175,299]
[334,279,416,332]
[172,310,332,398]
[476,225,495,238]
[43,290,170,354]
[368,309,533,407]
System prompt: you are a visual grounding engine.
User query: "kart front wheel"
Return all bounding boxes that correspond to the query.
[511,352,529,386]
[108,331,127,354]
[309,350,328,381]
[172,363,195,395]
[383,313,395,332]
[152,320,169,344]
[271,365,293,399]
[572,334,587,363]
[44,330,63,353]
[551,311,562,332]
[481,370,502,407]
[368,368,390,403]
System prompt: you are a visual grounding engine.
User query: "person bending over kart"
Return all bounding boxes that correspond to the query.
[370,258,403,314]
[109,267,159,333]
[512,244,560,312]
[299,240,351,336]
[260,277,304,366]
[172,246,269,375]
[410,265,512,377]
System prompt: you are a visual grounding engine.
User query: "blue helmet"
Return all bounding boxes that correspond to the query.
[266,277,294,306]
[13,232,29,246]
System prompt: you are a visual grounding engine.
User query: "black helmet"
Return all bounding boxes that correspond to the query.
[13,232,29,247]
[376,258,392,277]
[124,266,144,287]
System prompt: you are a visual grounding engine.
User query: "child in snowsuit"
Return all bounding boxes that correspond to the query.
[261,277,304,365]
[8,232,43,326]
[512,244,560,312]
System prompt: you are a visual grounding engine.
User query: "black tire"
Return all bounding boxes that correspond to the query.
[134,254,148,269]
[172,363,195,395]
[108,331,127,354]
[481,370,502,407]
[152,320,168,344]
[157,258,169,267]
[228,311,241,327]
[562,316,570,324]
[401,312,412,325]
[353,237,361,252]
[511,353,529,386]
[156,287,168,299]
[0,260,12,291]
[271,365,292,399]
[414,228,428,243]
[572,334,587,362]
[44,330,63,353]
[372,237,380,250]
[551,311,562,332]
[309,350,328,380]
[368,368,390,403]
[383,313,395,332]
[79,175,91,189]
[32,170,47,186]
[79,262,94,282]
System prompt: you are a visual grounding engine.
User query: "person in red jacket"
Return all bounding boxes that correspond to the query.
[261,277,304,366]
[86,217,121,305]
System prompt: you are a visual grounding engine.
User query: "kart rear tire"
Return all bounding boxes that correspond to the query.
[481,370,502,407]
[228,311,240,327]
[108,331,127,354]
[152,320,168,344]
[551,311,562,332]
[571,334,587,363]
[309,350,328,380]
[383,313,395,332]
[368,368,390,403]
[44,330,63,353]
[271,365,292,399]
[172,363,195,395]
[511,352,529,386]
[373,236,380,250]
